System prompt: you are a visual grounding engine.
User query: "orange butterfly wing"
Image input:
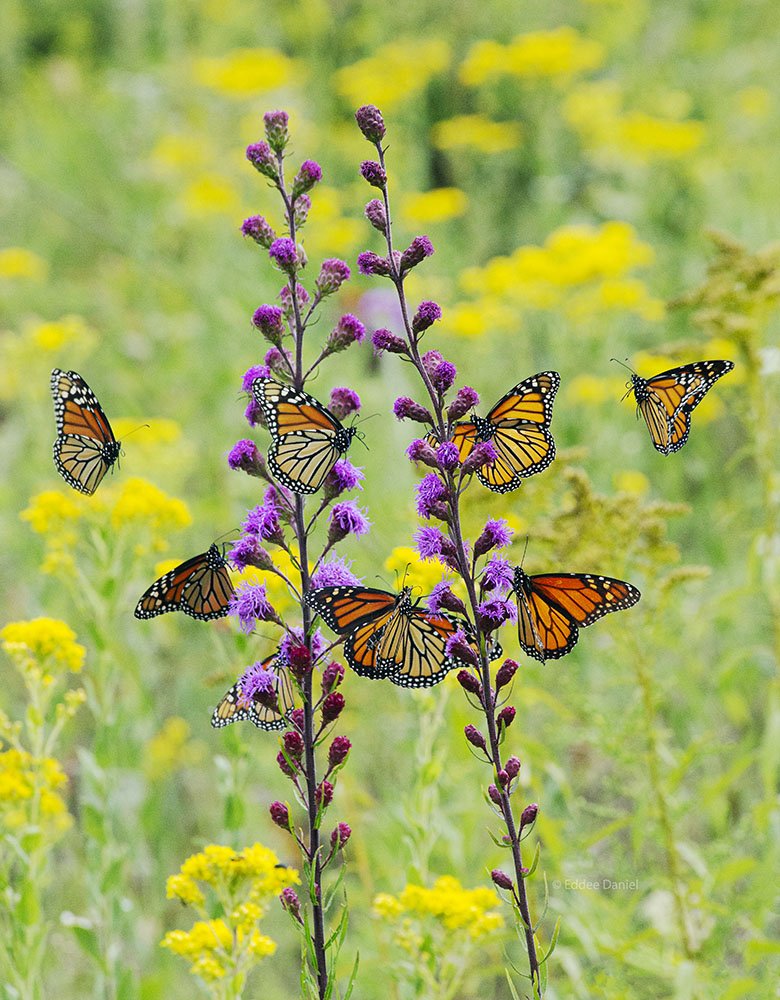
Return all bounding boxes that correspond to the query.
[135,545,234,621]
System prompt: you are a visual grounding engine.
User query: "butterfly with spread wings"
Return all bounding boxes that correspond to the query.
[513,567,640,663]
[252,377,358,494]
[305,585,476,688]
[134,544,234,621]
[211,654,295,731]
[50,369,122,495]
[428,372,560,493]
[622,359,734,455]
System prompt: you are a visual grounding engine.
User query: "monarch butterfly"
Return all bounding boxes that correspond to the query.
[50,369,121,495]
[134,544,234,621]
[429,372,560,493]
[252,377,358,494]
[304,585,475,688]
[211,654,295,731]
[622,359,734,455]
[513,567,640,663]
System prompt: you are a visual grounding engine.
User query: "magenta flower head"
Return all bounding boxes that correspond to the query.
[520,803,539,832]
[315,780,334,810]
[252,305,285,346]
[456,668,482,697]
[495,658,519,691]
[240,660,278,709]
[277,750,298,777]
[323,459,365,500]
[264,347,291,376]
[280,283,310,320]
[246,141,277,180]
[416,473,449,519]
[327,501,371,544]
[464,724,487,751]
[322,660,345,694]
[446,629,478,666]
[269,801,291,831]
[421,350,443,376]
[227,439,265,477]
[355,104,386,143]
[505,756,521,779]
[326,314,366,355]
[477,598,516,634]
[365,199,387,235]
[360,160,387,189]
[242,364,272,391]
[414,525,456,561]
[269,237,299,275]
[287,645,312,683]
[316,258,351,297]
[432,361,457,394]
[294,193,311,228]
[280,627,327,666]
[393,397,433,424]
[357,251,391,278]
[448,386,479,421]
[229,535,273,572]
[474,518,514,558]
[412,300,443,336]
[241,215,276,248]
[321,692,345,724]
[244,397,264,427]
[372,328,408,355]
[330,822,352,851]
[264,109,289,152]
[329,387,361,420]
[280,886,301,921]
[491,869,514,891]
[242,488,285,545]
[400,235,434,273]
[436,441,460,472]
[406,438,438,468]
[496,704,516,734]
[427,581,467,617]
[311,555,363,589]
[462,440,498,476]
[328,735,351,770]
[229,582,281,633]
[283,729,304,759]
[292,159,322,199]
[482,555,514,595]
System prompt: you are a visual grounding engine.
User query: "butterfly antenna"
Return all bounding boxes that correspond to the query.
[519,534,530,569]
[121,422,151,440]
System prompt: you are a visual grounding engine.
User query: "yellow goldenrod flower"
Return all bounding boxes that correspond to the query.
[372,892,404,919]
[144,717,205,780]
[21,490,83,536]
[166,874,206,908]
[617,111,705,161]
[567,374,624,406]
[432,114,523,154]
[194,48,299,97]
[334,40,451,110]
[2,618,85,674]
[376,875,504,941]
[385,546,446,592]
[0,247,48,280]
[400,188,469,226]
[460,27,604,86]
[111,418,183,447]
[0,749,72,837]
[180,173,240,218]
[109,477,192,534]
[148,133,213,175]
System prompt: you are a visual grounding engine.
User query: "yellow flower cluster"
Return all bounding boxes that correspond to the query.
[0,315,96,402]
[0,247,48,281]
[334,40,451,110]
[385,547,447,593]
[194,47,299,97]
[400,188,469,226]
[180,173,241,218]
[374,875,504,940]
[143,717,205,780]
[563,81,705,163]
[2,618,85,675]
[449,221,663,336]
[432,114,523,154]
[0,748,72,836]
[459,27,604,86]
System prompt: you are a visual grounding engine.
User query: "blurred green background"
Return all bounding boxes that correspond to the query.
[1,0,779,997]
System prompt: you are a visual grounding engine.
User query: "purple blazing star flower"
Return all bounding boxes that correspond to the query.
[474,518,514,558]
[294,193,311,228]
[240,660,277,701]
[426,580,467,616]
[327,501,371,543]
[228,536,273,572]
[329,387,361,420]
[246,141,276,179]
[244,398,264,427]
[416,473,448,519]
[242,488,284,543]
[323,459,364,498]
[448,386,480,421]
[393,397,432,423]
[252,305,285,345]
[360,160,387,189]
[264,346,292,374]
[414,525,447,559]
[371,328,407,355]
[445,629,478,666]
[462,440,498,475]
[326,314,366,354]
[227,438,259,471]
[481,554,514,595]
[311,555,364,589]
[279,628,327,665]
[280,284,310,319]
[365,198,387,235]
[269,237,298,273]
[431,361,457,393]
[316,258,351,296]
[241,215,276,248]
[436,441,460,471]
[477,598,517,634]
[292,159,322,198]
[264,110,289,152]
[412,301,442,335]
[406,438,438,468]
[229,583,279,633]
[355,105,386,143]
[400,236,434,272]
[241,364,272,393]
[357,251,391,277]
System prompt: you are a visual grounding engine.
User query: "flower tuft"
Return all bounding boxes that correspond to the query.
[393,397,433,423]
[327,501,372,544]
[326,314,366,355]
[269,237,298,275]
[436,441,460,471]
[365,199,387,235]
[446,629,478,666]
[264,110,289,153]
[447,386,479,421]
[328,387,361,420]
[229,583,280,633]
[241,216,276,248]
[416,473,449,519]
[355,105,386,143]
[400,235,434,273]
[412,300,443,335]
[246,141,277,180]
[357,251,391,277]
[406,438,438,468]
[427,581,467,616]
[292,159,322,198]
[227,439,266,478]
[252,306,285,346]
[316,258,351,296]
[371,328,407,355]
[311,555,364,589]
[474,518,514,558]
[360,160,387,189]
[323,458,364,499]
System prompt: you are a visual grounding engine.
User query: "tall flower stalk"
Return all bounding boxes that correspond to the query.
[354,104,553,998]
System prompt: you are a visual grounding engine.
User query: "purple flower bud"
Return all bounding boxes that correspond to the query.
[406,438,438,468]
[496,705,516,733]
[360,160,387,189]
[328,735,351,769]
[365,198,387,235]
[269,800,291,830]
[474,518,514,559]
[357,251,392,277]
[447,630,479,666]
[241,215,276,248]
[316,258,351,296]
[280,283,310,320]
[322,460,365,500]
[330,822,351,850]
[315,779,334,809]
[372,328,407,355]
[246,141,277,180]
[412,300,443,335]
[495,659,519,692]
[400,235,434,273]
[264,346,292,376]
[326,314,366,355]
[456,669,483,696]
[431,361,457,394]
[229,536,273,572]
[283,730,304,759]
[416,473,449,519]
[393,397,433,424]
[252,305,285,346]
[227,439,264,477]
[355,105,386,143]
[245,398,264,427]
[520,803,539,831]
[287,646,312,683]
[280,886,302,922]
[288,708,304,731]
[447,386,480,421]
[505,756,521,779]
[428,582,468,617]
[321,692,345,724]
[496,769,509,788]
[292,159,322,198]
[277,750,297,777]
[491,869,514,891]
[328,387,361,420]
[311,555,363,589]
[488,784,502,805]
[327,501,372,544]
[436,441,460,471]
[269,237,298,275]
[421,350,443,375]
[462,440,498,476]
[264,110,289,153]
[294,193,311,228]
[321,661,344,695]
[464,724,487,751]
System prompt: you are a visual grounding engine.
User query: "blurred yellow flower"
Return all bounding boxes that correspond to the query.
[110,477,192,534]
[180,173,240,218]
[400,188,468,225]
[0,247,48,281]
[460,27,604,86]
[432,114,523,154]
[194,48,298,97]
[567,374,624,406]
[21,490,82,536]
[334,40,451,110]
[148,134,213,175]
[736,85,772,118]
[618,112,705,160]
[0,748,72,837]
[2,618,85,674]
[613,470,651,496]
[385,546,446,592]
[375,875,503,940]
[237,548,300,617]
[303,185,363,257]
[144,717,205,780]
[0,316,97,401]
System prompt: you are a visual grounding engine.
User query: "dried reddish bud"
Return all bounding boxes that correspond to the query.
[488,784,502,805]
[283,730,304,759]
[406,438,439,467]
[505,756,521,779]
[457,669,483,697]
[280,886,302,922]
[464,724,487,751]
[321,692,345,724]
[427,501,452,522]
[330,822,352,850]
[269,800,291,830]
[491,869,514,891]
[315,780,334,809]
[496,769,509,788]
[520,803,539,832]
[434,589,468,617]
[289,708,305,731]
[328,735,352,769]
[287,645,312,683]
[495,658,519,691]
[321,661,345,694]
[277,750,297,777]
[400,235,434,272]
[496,705,516,734]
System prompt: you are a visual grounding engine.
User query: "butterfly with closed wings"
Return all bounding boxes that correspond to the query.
[50,369,121,495]
[429,371,560,493]
[211,653,295,731]
[513,567,640,663]
[252,376,359,494]
[305,585,477,688]
[621,359,734,455]
[134,544,234,621]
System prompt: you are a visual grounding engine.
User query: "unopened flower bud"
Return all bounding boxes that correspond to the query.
[433,589,467,616]
[287,646,312,683]
[365,198,387,235]
[520,803,539,832]
[269,237,298,275]
[330,822,351,850]
[280,886,301,922]
[462,440,498,475]
[447,386,480,421]
[283,730,304,759]
[246,141,277,180]
[393,397,433,423]
[321,692,345,724]
[355,104,386,143]
[321,661,344,694]
[294,193,311,228]
[464,724,487,751]
[457,669,482,696]
[264,110,289,153]
[360,160,387,189]
[496,705,516,734]
[406,438,438,467]
[436,441,460,471]
[315,779,334,809]
[328,735,351,769]
[269,800,291,830]
[316,258,351,296]
[289,708,304,731]
[496,769,509,788]
[488,784,502,805]
[495,659,519,692]
[400,235,434,272]
[357,251,392,277]
[326,313,366,354]
[292,159,322,198]
[252,305,285,346]
[505,756,521,779]
[372,328,408,355]
[241,215,276,248]
[491,869,514,891]
[277,749,297,777]
[412,301,442,335]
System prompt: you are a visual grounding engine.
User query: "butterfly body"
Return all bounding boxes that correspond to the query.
[135,544,234,621]
[513,567,640,662]
[211,654,294,731]
[252,377,357,494]
[51,369,121,495]
[305,585,473,687]
[625,360,734,455]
